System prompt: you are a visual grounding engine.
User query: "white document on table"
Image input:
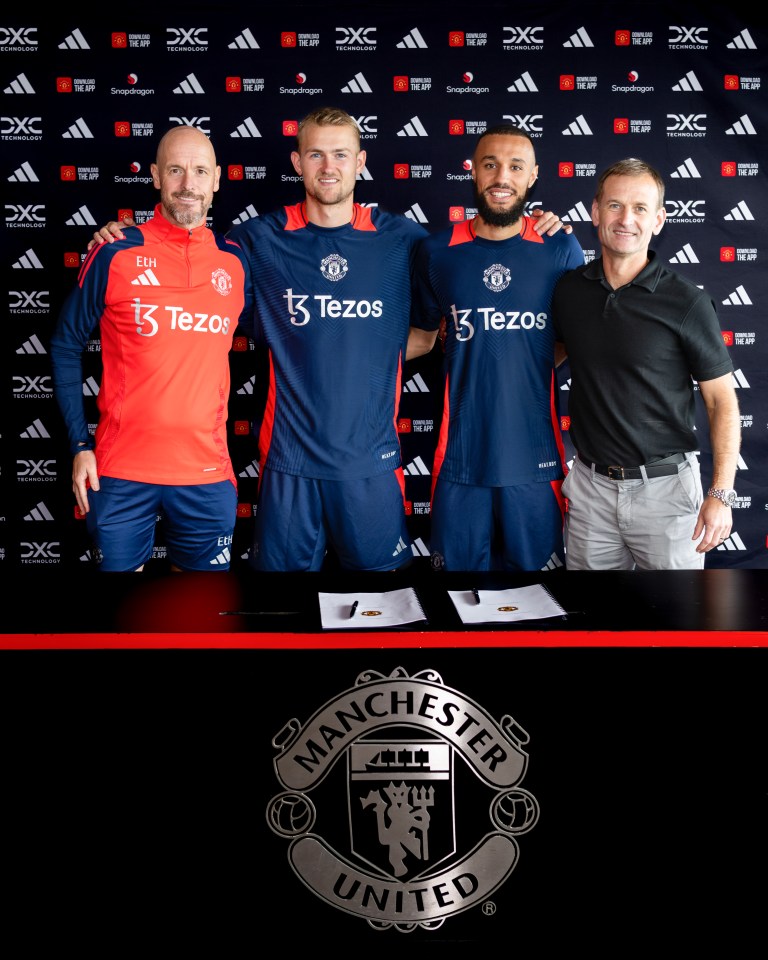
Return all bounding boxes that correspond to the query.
[448,584,567,624]
[319,588,427,629]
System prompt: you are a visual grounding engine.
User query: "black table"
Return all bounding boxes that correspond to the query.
[2,568,766,949]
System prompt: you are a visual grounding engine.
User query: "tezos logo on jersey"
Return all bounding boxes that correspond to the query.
[483,263,511,292]
[267,667,538,932]
[131,297,232,337]
[211,268,233,296]
[320,253,349,282]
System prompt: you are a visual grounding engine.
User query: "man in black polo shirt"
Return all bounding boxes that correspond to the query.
[552,157,741,570]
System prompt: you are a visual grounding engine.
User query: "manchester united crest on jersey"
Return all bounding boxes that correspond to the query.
[210,267,233,296]
[483,263,511,292]
[320,253,349,282]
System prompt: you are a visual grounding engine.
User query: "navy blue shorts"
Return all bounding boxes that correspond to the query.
[429,477,566,572]
[85,477,237,572]
[251,467,413,572]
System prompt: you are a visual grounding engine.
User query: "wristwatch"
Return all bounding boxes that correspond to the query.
[707,487,737,507]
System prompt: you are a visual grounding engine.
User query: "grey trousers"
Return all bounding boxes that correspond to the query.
[562,453,705,570]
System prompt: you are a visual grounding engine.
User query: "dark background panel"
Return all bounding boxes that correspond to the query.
[2,2,766,572]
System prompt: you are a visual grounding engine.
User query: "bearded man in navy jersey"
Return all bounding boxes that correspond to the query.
[412,124,584,572]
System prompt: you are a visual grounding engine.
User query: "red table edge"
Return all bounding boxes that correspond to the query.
[1,630,767,649]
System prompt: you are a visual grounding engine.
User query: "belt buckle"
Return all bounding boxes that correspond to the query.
[607,465,625,480]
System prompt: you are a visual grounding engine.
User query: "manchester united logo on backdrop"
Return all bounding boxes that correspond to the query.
[266,667,539,933]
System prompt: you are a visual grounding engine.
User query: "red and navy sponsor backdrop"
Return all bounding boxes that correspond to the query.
[2,3,766,571]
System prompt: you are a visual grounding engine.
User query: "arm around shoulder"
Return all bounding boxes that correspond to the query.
[407,326,439,362]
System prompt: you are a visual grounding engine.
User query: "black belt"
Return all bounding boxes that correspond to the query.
[578,452,686,480]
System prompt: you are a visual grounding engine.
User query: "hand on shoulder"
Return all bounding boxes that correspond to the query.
[86,217,136,251]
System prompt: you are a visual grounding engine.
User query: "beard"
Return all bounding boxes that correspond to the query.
[163,191,208,226]
[473,183,528,228]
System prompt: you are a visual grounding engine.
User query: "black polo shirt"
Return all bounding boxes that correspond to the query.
[552,251,734,466]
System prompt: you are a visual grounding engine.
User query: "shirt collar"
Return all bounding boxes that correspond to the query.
[584,250,662,291]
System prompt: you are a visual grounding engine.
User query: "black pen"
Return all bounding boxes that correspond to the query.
[472,587,481,605]
[349,600,359,619]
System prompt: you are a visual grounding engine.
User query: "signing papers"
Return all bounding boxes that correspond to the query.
[319,588,427,630]
[448,584,567,624]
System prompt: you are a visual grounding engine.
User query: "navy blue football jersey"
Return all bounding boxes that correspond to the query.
[414,217,584,486]
[230,203,428,480]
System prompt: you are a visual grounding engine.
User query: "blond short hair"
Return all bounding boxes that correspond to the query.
[296,107,361,150]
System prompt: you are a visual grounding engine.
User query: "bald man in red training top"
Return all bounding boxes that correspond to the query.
[51,125,254,571]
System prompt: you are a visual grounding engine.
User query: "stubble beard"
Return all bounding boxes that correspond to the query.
[164,192,208,227]
[305,178,354,208]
